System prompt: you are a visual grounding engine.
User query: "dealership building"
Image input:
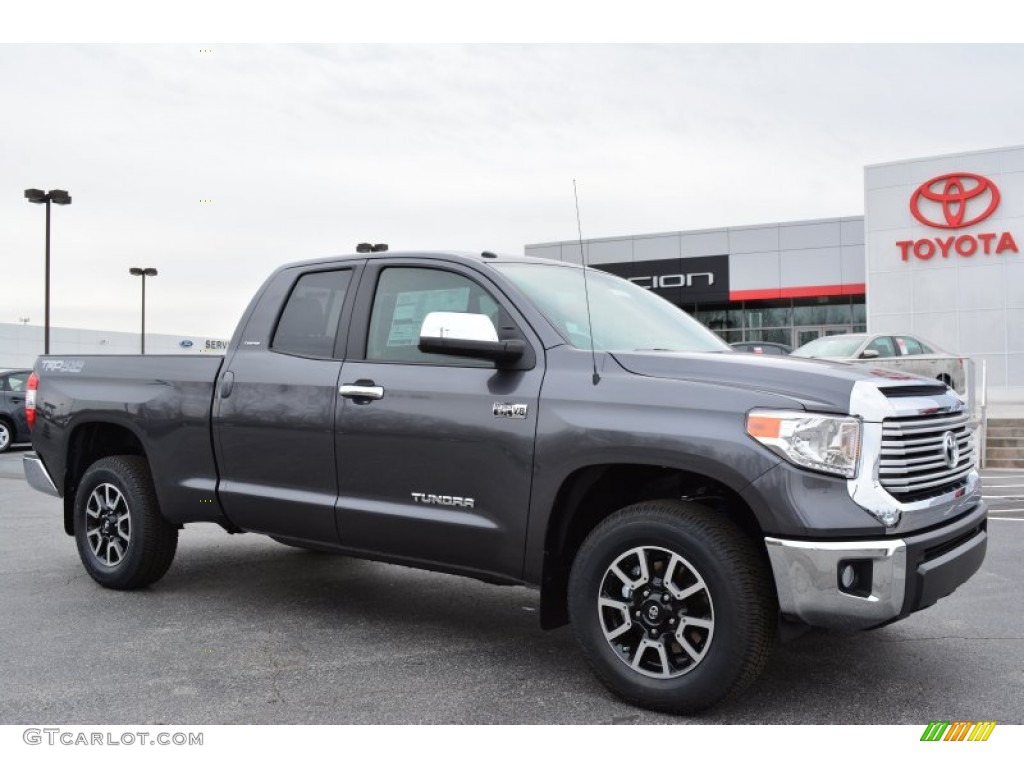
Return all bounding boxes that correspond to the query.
[527,145,1024,394]
[0,324,228,371]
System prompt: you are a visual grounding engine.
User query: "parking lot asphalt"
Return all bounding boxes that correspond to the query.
[0,446,1021,725]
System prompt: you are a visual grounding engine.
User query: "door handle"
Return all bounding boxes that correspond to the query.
[10,396,24,404]
[220,371,235,399]
[339,382,384,401]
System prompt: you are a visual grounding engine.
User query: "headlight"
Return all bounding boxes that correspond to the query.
[746,410,861,478]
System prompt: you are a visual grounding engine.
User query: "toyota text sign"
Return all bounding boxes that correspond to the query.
[898,172,1018,262]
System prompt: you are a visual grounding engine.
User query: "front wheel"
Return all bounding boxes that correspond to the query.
[568,500,776,714]
[74,456,178,589]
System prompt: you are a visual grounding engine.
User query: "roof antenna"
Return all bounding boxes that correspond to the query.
[574,180,600,385]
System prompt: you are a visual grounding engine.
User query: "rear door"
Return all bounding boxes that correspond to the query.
[213,264,361,542]
[333,260,544,579]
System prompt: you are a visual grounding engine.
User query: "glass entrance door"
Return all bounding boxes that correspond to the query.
[794,325,851,349]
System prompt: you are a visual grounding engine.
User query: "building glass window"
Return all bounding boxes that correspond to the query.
[792,296,854,326]
[745,301,792,329]
[691,294,865,348]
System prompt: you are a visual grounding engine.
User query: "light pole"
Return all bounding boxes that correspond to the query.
[129,268,158,354]
[24,188,72,354]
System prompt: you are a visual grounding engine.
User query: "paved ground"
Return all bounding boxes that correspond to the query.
[0,446,1021,724]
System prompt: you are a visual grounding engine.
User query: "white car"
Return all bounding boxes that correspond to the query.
[791,333,966,393]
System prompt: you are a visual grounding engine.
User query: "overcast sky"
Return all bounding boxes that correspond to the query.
[3,43,1024,338]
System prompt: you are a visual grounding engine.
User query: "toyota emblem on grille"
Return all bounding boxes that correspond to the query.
[942,431,960,470]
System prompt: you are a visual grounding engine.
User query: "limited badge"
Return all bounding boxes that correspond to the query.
[493,402,528,419]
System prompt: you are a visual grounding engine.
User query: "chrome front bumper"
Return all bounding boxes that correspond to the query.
[765,537,907,630]
[23,453,60,497]
[765,501,987,630]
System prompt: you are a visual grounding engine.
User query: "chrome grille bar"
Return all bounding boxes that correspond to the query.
[879,411,976,500]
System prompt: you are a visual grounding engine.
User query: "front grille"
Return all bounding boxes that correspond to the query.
[879,411,975,502]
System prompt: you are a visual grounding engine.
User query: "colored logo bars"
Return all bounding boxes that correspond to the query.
[920,721,997,742]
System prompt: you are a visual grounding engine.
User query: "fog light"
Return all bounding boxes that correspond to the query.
[837,559,873,597]
[840,564,856,590]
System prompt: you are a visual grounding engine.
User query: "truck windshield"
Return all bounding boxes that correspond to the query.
[494,263,729,353]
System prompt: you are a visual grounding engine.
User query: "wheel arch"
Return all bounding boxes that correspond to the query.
[538,463,772,630]
[62,421,149,536]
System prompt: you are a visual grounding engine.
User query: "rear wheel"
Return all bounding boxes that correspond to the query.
[0,420,13,453]
[74,456,178,589]
[568,500,776,714]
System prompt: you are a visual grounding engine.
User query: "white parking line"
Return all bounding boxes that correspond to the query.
[982,495,1024,499]
[990,517,1024,521]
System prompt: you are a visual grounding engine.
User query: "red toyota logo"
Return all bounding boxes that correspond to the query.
[910,173,1000,229]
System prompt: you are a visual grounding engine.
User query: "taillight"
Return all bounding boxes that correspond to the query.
[26,372,38,430]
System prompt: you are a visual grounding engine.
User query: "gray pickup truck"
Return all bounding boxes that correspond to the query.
[23,250,987,714]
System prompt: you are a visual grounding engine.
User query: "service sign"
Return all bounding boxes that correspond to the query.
[897,172,1019,261]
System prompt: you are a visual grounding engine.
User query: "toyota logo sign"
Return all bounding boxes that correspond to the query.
[910,173,1001,230]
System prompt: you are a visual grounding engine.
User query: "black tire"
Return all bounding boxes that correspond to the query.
[568,500,776,714]
[0,420,12,453]
[937,374,953,388]
[74,456,178,590]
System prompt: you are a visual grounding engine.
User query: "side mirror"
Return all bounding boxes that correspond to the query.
[418,312,525,363]
[859,349,880,359]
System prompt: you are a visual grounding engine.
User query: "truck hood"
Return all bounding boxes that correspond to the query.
[610,350,929,414]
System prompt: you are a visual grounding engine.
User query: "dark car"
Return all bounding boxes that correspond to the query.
[730,341,792,356]
[0,369,31,453]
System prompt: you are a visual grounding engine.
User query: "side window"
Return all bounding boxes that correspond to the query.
[271,270,352,358]
[866,336,896,358]
[366,267,499,365]
[898,337,925,355]
[6,373,28,392]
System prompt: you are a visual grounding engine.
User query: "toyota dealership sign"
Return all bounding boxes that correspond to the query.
[897,172,1018,261]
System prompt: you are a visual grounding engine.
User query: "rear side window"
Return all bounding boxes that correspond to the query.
[897,336,925,355]
[271,270,352,358]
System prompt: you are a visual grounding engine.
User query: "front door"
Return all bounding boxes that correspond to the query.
[333,262,543,579]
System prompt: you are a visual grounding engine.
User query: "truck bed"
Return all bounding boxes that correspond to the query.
[31,354,226,527]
